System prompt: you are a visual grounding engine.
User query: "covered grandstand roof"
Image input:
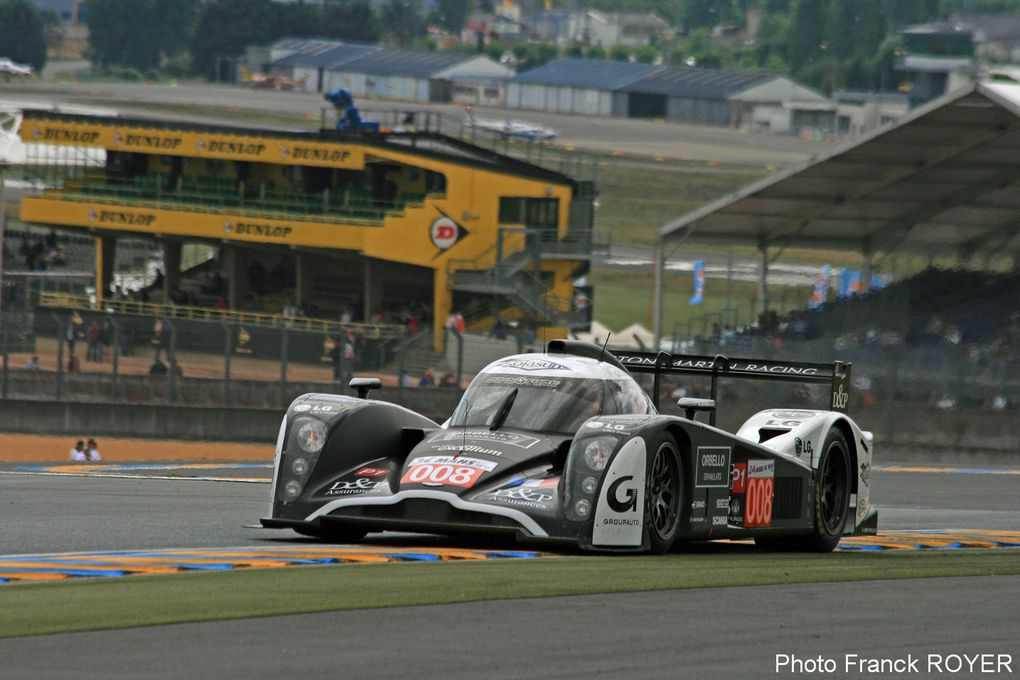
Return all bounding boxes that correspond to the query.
[658,82,1020,257]
[335,48,479,78]
[621,67,777,99]
[512,58,664,90]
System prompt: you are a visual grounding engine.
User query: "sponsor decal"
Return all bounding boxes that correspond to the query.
[408,456,496,471]
[793,437,813,457]
[522,478,558,489]
[279,144,290,159]
[496,359,569,372]
[231,222,294,240]
[429,216,465,250]
[492,488,553,503]
[691,499,706,510]
[731,462,747,493]
[695,446,731,488]
[430,443,502,457]
[859,462,871,486]
[731,362,818,376]
[585,421,628,432]
[355,467,389,477]
[38,128,100,144]
[290,146,352,163]
[324,478,383,496]
[119,133,182,150]
[606,476,638,513]
[729,497,741,516]
[292,403,333,414]
[429,430,539,449]
[691,516,706,524]
[484,376,561,388]
[592,436,645,547]
[715,497,730,510]
[771,411,818,420]
[205,139,267,157]
[832,383,849,411]
[89,210,156,227]
[856,497,869,520]
[744,460,775,528]
[712,515,727,526]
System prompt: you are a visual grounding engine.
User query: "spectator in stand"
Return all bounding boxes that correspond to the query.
[68,355,81,373]
[66,312,84,357]
[440,370,458,388]
[86,438,102,461]
[217,294,228,310]
[86,321,102,362]
[399,372,413,388]
[25,355,40,370]
[69,440,88,462]
[419,370,435,388]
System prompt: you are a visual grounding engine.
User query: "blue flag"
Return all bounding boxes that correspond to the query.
[690,260,705,305]
[809,264,830,309]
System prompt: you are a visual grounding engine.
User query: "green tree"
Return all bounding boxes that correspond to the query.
[191,0,275,78]
[586,45,607,59]
[322,0,379,42]
[87,0,198,71]
[432,0,475,34]
[609,44,632,61]
[787,0,827,75]
[380,0,426,47]
[0,0,47,71]
[634,45,659,63]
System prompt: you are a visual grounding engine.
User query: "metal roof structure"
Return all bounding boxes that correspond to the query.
[335,48,477,79]
[657,82,1020,258]
[273,42,380,69]
[651,81,1020,343]
[621,67,777,99]
[512,58,664,90]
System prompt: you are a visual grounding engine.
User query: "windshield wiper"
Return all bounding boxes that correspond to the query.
[489,387,518,431]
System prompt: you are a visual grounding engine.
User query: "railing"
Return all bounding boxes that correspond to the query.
[38,292,406,339]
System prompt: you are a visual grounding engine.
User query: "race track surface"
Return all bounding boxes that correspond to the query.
[2,575,1016,680]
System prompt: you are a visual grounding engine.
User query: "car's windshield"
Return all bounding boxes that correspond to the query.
[448,374,652,434]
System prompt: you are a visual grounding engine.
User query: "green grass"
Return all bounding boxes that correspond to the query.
[591,268,806,333]
[2,549,1018,638]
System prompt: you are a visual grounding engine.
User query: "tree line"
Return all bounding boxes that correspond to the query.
[3,0,1019,91]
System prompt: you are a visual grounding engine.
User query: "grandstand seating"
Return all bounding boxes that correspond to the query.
[55,174,432,225]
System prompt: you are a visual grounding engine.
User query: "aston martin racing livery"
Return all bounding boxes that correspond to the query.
[261,340,878,553]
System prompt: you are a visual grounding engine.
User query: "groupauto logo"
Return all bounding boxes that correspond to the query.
[607,475,638,513]
[429,215,468,251]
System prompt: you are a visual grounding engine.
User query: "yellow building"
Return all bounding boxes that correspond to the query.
[18,110,601,349]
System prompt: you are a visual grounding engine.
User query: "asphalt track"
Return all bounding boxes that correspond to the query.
[1,576,1016,679]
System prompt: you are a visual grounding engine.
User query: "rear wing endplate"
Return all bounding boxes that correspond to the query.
[610,350,852,421]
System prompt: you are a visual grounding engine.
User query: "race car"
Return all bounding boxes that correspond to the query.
[260,339,877,553]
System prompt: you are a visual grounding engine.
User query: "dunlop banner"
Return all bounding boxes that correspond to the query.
[20,118,365,169]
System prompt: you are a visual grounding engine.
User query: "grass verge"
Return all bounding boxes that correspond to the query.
[2,549,1018,638]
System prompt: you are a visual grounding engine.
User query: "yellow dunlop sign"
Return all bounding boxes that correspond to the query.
[20,118,365,170]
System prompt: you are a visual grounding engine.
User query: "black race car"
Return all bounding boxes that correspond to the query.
[261,340,877,553]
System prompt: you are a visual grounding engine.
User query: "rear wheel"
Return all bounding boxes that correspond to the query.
[758,429,850,552]
[294,524,367,544]
[646,434,683,554]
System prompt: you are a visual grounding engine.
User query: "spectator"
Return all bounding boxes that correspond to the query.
[86,321,102,362]
[152,319,171,362]
[66,312,84,357]
[67,355,81,373]
[440,370,458,388]
[69,440,88,462]
[86,438,102,461]
[149,359,168,376]
[25,355,39,370]
[419,369,435,388]
[399,372,413,388]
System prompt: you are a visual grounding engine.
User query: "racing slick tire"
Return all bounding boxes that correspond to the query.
[294,525,367,544]
[646,433,684,554]
[757,429,851,553]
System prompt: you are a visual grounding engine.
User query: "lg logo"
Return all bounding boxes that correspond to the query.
[607,475,638,513]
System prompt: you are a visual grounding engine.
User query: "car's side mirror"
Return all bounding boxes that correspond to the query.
[349,377,382,399]
[677,397,715,421]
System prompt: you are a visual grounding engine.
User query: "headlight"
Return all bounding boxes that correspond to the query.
[292,457,309,476]
[574,499,591,518]
[296,419,328,453]
[581,476,598,495]
[283,480,303,500]
[583,437,615,471]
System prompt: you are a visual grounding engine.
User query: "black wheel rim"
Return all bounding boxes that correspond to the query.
[650,444,681,540]
[819,442,848,534]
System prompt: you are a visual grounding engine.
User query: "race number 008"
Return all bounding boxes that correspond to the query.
[402,464,480,488]
[745,477,774,528]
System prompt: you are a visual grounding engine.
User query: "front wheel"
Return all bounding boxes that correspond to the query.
[646,434,684,554]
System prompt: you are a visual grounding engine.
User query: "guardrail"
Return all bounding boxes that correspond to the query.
[38,292,406,339]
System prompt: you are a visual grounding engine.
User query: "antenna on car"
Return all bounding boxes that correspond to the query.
[598,333,612,364]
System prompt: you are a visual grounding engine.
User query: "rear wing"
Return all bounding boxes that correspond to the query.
[610,349,852,420]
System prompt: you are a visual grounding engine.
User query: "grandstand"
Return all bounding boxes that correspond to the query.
[15,108,603,353]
